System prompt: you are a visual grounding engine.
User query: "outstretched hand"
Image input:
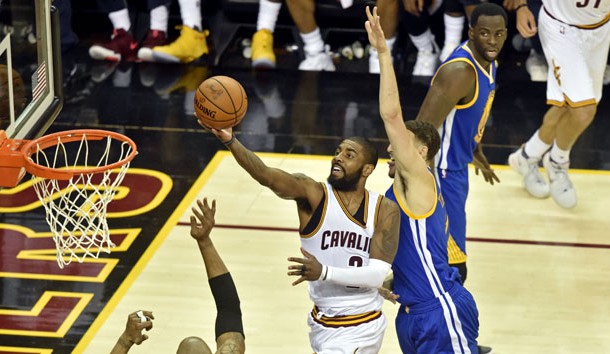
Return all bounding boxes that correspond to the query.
[365,6,389,55]
[190,198,216,242]
[197,119,234,145]
[287,248,323,286]
[472,147,500,185]
[123,310,154,345]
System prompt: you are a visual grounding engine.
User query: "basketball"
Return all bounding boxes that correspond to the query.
[194,75,248,130]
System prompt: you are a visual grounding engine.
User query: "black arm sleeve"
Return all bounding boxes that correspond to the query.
[208,272,244,340]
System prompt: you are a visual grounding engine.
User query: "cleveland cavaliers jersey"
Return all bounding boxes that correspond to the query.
[385,173,462,307]
[434,43,496,171]
[300,182,384,316]
[543,0,610,27]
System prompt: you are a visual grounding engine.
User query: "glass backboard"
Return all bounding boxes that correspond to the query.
[0,0,61,140]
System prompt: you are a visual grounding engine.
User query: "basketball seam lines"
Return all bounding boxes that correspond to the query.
[211,77,239,124]
[197,88,234,121]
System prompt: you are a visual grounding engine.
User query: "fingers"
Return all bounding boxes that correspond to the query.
[292,276,306,286]
[287,257,306,265]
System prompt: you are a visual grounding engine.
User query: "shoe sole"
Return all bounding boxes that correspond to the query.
[89,47,120,62]
[151,51,181,63]
[252,58,276,70]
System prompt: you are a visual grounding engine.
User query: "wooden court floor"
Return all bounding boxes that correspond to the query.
[81,151,610,354]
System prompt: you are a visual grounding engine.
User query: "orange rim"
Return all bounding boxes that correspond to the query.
[21,129,138,180]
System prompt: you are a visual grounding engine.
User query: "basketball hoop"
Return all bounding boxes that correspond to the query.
[0,129,137,268]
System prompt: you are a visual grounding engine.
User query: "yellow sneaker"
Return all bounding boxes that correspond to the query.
[252,29,276,69]
[152,26,209,63]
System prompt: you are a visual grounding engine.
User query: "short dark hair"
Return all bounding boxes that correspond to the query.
[405,120,440,162]
[346,136,378,167]
[470,2,507,28]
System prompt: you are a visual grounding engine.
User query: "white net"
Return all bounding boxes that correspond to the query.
[29,132,134,268]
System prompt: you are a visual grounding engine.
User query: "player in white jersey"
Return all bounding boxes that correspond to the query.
[208,128,400,353]
[509,0,610,208]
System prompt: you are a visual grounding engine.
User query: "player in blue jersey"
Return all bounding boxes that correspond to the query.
[366,7,480,353]
[415,2,507,285]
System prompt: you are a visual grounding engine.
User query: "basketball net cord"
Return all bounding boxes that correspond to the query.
[30,134,133,268]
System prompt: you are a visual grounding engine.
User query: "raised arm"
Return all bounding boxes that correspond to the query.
[190,198,245,354]
[287,197,399,289]
[207,126,323,205]
[366,6,430,180]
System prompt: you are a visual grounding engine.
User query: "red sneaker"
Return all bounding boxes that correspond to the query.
[137,30,168,62]
[89,29,138,62]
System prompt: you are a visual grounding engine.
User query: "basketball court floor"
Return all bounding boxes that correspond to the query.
[1,1,610,353]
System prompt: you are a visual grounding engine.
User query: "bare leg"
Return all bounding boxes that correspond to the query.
[538,105,568,145]
[377,0,399,39]
[285,0,316,34]
[554,104,597,150]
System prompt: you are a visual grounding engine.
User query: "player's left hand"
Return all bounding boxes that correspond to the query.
[190,198,216,242]
[287,248,323,286]
[472,147,500,185]
[122,310,154,345]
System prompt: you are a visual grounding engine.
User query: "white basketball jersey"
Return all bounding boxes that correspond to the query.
[300,182,384,316]
[543,0,610,27]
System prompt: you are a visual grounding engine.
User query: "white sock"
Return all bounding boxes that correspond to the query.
[257,0,282,32]
[178,0,202,30]
[549,143,570,164]
[301,28,324,55]
[150,5,168,32]
[109,9,131,32]
[443,14,464,46]
[523,130,551,160]
[409,29,433,52]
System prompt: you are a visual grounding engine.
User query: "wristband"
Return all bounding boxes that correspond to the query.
[223,134,236,146]
[515,3,528,11]
[319,264,328,281]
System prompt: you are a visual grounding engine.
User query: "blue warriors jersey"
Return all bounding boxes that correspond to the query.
[434,42,497,171]
[385,173,462,307]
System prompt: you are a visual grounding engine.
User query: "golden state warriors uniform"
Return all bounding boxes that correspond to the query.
[385,173,479,354]
[433,43,496,264]
[300,182,387,354]
[538,0,610,106]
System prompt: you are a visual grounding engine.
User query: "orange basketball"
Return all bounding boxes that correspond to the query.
[194,75,248,130]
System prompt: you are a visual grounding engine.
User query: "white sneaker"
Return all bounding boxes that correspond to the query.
[542,153,577,209]
[525,49,548,82]
[439,41,459,62]
[508,146,550,198]
[413,49,439,76]
[413,40,439,77]
[299,46,335,71]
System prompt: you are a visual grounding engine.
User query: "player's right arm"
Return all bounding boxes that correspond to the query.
[209,126,322,202]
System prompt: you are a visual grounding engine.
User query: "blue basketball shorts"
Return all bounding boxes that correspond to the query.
[395,286,479,354]
[437,167,469,255]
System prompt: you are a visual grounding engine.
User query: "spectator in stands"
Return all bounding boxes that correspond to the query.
[251,0,282,69]
[372,0,443,76]
[89,0,208,63]
[283,0,344,71]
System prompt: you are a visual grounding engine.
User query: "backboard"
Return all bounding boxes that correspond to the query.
[0,0,62,140]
